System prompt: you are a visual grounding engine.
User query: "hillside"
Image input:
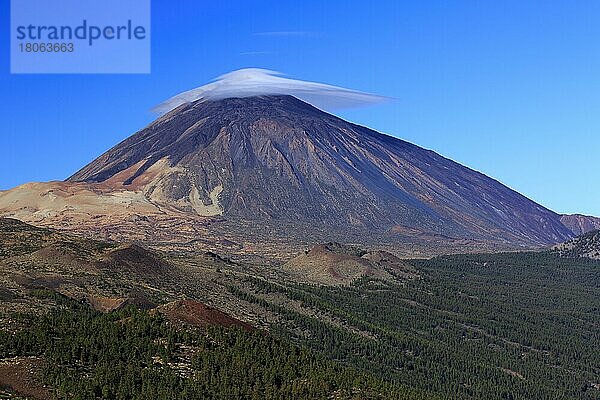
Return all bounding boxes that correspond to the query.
[553,229,600,260]
[560,214,600,235]
[283,242,417,284]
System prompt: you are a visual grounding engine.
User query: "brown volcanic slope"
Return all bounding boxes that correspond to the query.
[283,242,418,285]
[560,214,600,236]
[0,218,259,325]
[156,299,254,331]
[0,217,175,314]
[0,95,573,257]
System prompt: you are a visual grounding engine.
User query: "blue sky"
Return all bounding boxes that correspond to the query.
[0,0,598,216]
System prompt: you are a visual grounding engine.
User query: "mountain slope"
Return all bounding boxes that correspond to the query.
[552,229,600,260]
[0,95,573,255]
[560,214,600,235]
[68,95,571,244]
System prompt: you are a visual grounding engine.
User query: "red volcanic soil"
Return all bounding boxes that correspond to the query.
[0,357,51,400]
[157,300,254,331]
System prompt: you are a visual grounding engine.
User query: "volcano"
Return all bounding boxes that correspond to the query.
[0,95,575,258]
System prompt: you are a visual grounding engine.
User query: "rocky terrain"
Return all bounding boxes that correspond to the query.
[0,218,243,321]
[283,242,418,284]
[0,218,165,315]
[560,214,600,235]
[0,95,580,261]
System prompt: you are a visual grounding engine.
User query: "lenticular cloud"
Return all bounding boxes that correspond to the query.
[152,68,388,114]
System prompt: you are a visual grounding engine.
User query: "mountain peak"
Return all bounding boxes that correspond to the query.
[68,94,347,185]
[152,68,388,114]
[60,94,573,248]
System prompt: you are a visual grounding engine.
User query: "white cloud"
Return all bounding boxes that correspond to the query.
[152,68,388,114]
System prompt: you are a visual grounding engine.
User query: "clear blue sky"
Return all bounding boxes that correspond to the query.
[0,0,598,216]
